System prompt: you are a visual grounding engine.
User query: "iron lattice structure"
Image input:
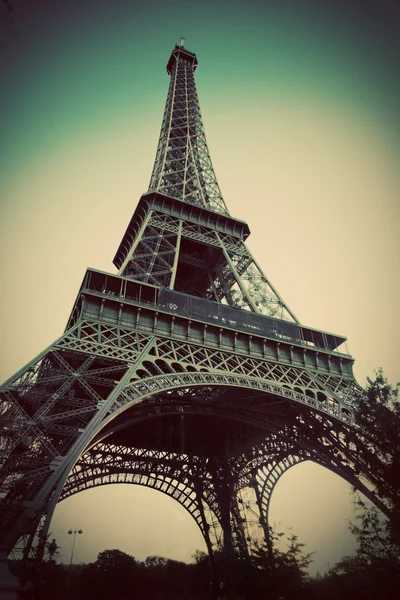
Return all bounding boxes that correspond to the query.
[0,42,389,585]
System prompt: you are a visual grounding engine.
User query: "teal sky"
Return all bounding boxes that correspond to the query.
[1,0,399,575]
[1,0,399,183]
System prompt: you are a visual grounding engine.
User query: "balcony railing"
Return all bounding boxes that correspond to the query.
[74,269,349,356]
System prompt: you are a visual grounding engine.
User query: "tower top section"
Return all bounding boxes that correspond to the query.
[166,44,198,75]
[148,44,228,215]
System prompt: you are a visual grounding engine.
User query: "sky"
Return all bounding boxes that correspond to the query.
[1,0,399,576]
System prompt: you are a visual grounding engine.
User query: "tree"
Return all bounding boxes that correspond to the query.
[234,527,314,600]
[192,549,208,565]
[353,369,400,542]
[45,537,59,563]
[79,549,137,600]
[312,372,400,599]
[334,499,400,566]
[316,504,398,599]
[144,554,168,569]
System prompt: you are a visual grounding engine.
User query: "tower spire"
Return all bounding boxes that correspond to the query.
[148,44,229,215]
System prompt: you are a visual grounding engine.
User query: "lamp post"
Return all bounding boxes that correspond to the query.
[68,529,83,567]
[67,528,83,592]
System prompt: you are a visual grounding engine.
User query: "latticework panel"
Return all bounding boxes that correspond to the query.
[256,455,305,525]
[61,442,223,554]
[121,213,179,286]
[217,234,298,321]
[133,337,357,417]
[140,44,298,321]
[0,312,383,561]
[149,50,228,215]
[118,205,299,320]
[0,324,156,546]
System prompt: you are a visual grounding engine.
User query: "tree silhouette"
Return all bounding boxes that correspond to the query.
[353,369,400,542]
[242,528,314,600]
[311,371,400,600]
[79,549,137,600]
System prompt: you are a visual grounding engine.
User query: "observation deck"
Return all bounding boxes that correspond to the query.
[113,192,250,271]
[166,44,198,74]
[67,268,353,379]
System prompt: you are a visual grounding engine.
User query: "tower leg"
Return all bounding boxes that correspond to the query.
[0,553,20,600]
[231,495,250,560]
[21,529,37,564]
[252,475,272,557]
[194,475,219,599]
[216,461,234,558]
[211,457,244,600]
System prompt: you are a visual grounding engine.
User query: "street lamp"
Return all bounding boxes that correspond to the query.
[67,528,83,595]
[67,529,83,568]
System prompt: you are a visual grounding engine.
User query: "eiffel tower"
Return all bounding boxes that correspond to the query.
[0,40,389,596]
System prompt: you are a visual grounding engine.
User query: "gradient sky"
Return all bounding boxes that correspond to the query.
[1,0,399,576]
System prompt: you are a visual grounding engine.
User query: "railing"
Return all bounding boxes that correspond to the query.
[78,269,349,356]
[157,289,348,355]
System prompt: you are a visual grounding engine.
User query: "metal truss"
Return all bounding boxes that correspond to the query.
[122,213,179,287]
[50,391,388,562]
[134,336,356,415]
[215,233,297,321]
[148,45,228,215]
[0,309,382,562]
[0,311,365,548]
[106,42,299,322]
[255,455,305,535]
[119,207,298,321]
[59,437,261,561]
[61,443,222,554]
